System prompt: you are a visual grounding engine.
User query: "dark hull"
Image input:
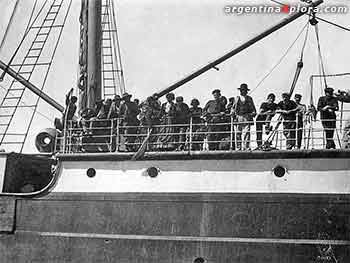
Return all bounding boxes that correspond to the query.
[1,192,350,262]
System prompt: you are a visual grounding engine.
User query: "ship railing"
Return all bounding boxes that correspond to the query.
[55,113,350,154]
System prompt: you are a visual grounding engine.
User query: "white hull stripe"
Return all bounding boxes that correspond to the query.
[16,231,350,245]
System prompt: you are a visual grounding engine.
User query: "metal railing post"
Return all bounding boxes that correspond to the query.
[116,118,120,152]
[230,115,234,150]
[189,117,193,152]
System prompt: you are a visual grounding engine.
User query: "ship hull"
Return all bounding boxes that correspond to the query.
[1,192,350,262]
[1,150,350,262]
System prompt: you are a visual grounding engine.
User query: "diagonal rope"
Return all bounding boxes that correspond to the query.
[314,24,327,88]
[249,20,309,95]
[315,15,350,32]
[0,83,52,122]
[0,0,20,54]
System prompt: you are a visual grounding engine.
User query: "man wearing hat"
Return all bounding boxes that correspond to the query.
[232,83,256,150]
[317,87,339,149]
[107,95,122,119]
[203,89,227,150]
[294,93,307,149]
[120,93,140,151]
[174,96,190,150]
[276,92,298,150]
[255,93,278,148]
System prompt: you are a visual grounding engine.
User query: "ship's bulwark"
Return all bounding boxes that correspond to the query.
[1,150,350,262]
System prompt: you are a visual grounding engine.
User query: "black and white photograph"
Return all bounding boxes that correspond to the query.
[0,0,350,262]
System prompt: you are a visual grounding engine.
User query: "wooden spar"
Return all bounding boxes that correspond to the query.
[0,59,64,113]
[86,0,102,109]
[154,0,323,98]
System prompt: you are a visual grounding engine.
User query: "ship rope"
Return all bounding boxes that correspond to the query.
[315,15,350,32]
[0,0,20,54]
[0,83,52,122]
[0,0,47,81]
[249,20,309,95]
[314,23,328,89]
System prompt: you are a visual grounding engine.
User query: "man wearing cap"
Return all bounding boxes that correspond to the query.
[232,83,256,150]
[317,87,339,149]
[255,93,277,148]
[276,93,298,150]
[203,89,227,150]
[120,92,140,151]
[294,94,307,149]
[108,95,122,119]
[174,96,190,150]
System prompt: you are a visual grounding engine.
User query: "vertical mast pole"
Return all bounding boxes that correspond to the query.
[86,0,102,108]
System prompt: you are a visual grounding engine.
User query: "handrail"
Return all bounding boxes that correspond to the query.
[55,111,350,154]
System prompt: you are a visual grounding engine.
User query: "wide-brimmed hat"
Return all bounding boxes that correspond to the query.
[238,83,250,91]
[122,92,132,99]
[294,93,302,98]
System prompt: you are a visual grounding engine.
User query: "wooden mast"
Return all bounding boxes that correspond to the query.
[79,0,102,111]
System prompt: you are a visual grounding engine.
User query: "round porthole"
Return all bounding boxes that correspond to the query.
[146,167,159,178]
[86,168,96,178]
[273,165,286,178]
[193,257,205,263]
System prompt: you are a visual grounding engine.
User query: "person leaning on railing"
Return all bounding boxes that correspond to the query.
[233,83,256,151]
[294,93,307,149]
[203,89,227,150]
[276,93,298,150]
[137,96,161,151]
[317,87,339,149]
[255,93,277,148]
[174,96,190,151]
[119,92,140,152]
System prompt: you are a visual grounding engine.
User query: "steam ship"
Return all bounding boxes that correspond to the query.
[0,0,350,262]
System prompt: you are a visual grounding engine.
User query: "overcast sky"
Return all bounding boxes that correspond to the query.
[0,0,349,152]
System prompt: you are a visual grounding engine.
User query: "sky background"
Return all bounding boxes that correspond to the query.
[0,0,349,152]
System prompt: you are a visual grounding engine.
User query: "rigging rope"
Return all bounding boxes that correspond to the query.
[0,84,52,122]
[289,19,310,96]
[314,23,327,88]
[0,0,47,81]
[315,15,350,32]
[249,20,309,95]
[0,0,20,54]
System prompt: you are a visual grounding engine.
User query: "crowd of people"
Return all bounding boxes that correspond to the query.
[58,83,340,152]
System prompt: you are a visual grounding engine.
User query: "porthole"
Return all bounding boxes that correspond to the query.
[86,168,96,178]
[146,167,159,178]
[273,165,286,178]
